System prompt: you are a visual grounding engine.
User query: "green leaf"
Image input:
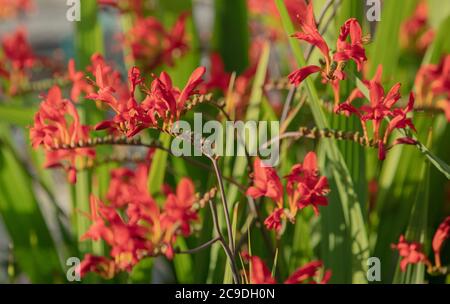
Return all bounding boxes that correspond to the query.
[0,126,63,283]
[393,160,430,283]
[276,0,369,283]
[367,0,417,78]
[74,0,105,257]
[129,257,154,283]
[214,0,250,73]
[148,133,171,197]
[173,238,194,283]
[0,104,35,127]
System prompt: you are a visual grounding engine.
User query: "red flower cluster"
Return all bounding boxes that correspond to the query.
[400,0,435,52]
[391,235,431,271]
[0,27,37,95]
[123,13,189,72]
[246,153,330,232]
[415,55,450,121]
[86,56,205,136]
[29,86,95,183]
[244,254,331,284]
[335,66,417,159]
[288,0,367,106]
[432,216,450,268]
[80,164,201,278]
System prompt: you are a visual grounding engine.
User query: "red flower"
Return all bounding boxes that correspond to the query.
[432,216,450,268]
[79,254,116,279]
[1,27,35,72]
[29,86,95,183]
[284,261,332,284]
[288,1,366,106]
[245,254,331,284]
[124,13,189,71]
[391,235,431,272]
[80,168,202,277]
[106,163,150,208]
[81,195,153,272]
[147,66,206,122]
[400,0,434,52]
[246,157,284,205]
[245,255,276,284]
[285,152,330,216]
[415,54,450,121]
[88,66,155,137]
[263,208,284,232]
[201,53,232,94]
[334,18,367,71]
[161,178,199,237]
[67,59,93,102]
[336,66,417,160]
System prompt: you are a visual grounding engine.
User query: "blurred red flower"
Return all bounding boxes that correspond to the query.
[432,216,450,268]
[415,54,450,121]
[286,152,330,217]
[247,157,284,205]
[30,86,95,183]
[400,0,435,52]
[392,235,431,271]
[124,13,189,71]
[288,1,366,106]
[245,254,331,284]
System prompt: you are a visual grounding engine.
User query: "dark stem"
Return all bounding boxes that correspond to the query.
[211,159,235,255]
[208,200,240,284]
[175,237,221,254]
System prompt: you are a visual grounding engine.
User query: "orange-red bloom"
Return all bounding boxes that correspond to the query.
[80,165,202,277]
[415,54,450,121]
[123,13,189,71]
[247,153,330,231]
[160,178,199,237]
[67,59,94,102]
[335,66,417,160]
[400,0,435,52]
[288,1,366,106]
[391,235,431,271]
[286,152,330,216]
[0,27,37,94]
[29,86,95,183]
[432,216,450,268]
[244,254,331,284]
[247,157,284,205]
[146,66,206,122]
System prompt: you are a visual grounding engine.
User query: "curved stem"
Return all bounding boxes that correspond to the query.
[208,200,240,284]
[211,159,235,254]
[176,237,220,255]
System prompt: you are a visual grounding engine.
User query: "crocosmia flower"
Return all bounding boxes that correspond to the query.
[29,86,95,183]
[432,216,450,268]
[244,254,331,284]
[392,235,431,271]
[286,152,330,217]
[288,0,367,106]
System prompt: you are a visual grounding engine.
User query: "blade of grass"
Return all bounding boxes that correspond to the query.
[276,0,369,283]
[0,125,63,283]
[214,0,249,73]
